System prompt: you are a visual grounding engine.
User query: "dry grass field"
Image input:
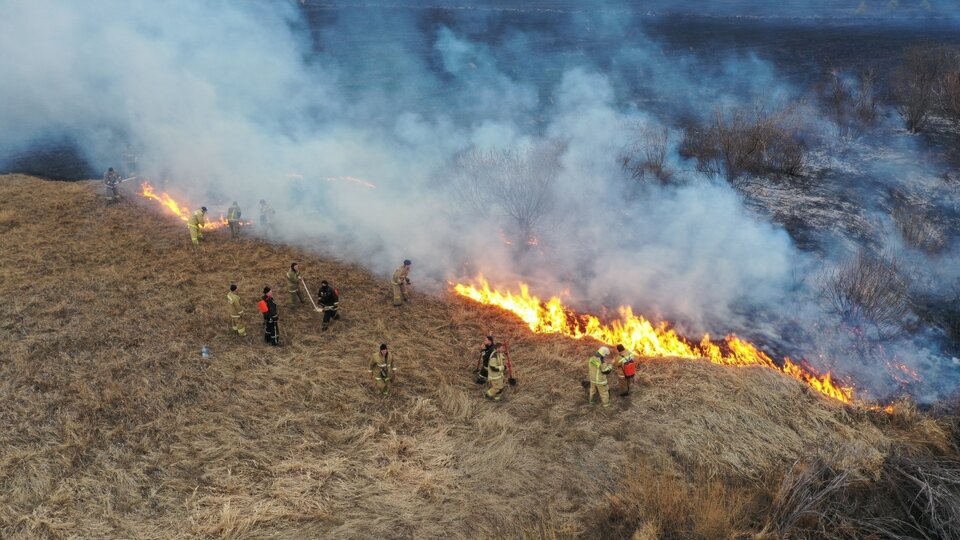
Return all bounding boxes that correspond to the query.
[1,174,958,539]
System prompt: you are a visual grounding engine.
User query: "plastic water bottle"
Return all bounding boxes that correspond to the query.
[201,345,210,359]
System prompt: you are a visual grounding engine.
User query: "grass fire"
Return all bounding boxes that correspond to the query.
[453,276,855,404]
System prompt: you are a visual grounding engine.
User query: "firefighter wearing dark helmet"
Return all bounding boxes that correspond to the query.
[317,280,341,331]
[588,346,613,408]
[259,287,279,346]
[103,167,121,202]
[484,342,506,402]
[187,206,207,245]
[391,259,411,306]
[286,262,304,309]
[369,343,396,396]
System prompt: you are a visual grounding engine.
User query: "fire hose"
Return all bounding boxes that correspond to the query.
[299,277,323,313]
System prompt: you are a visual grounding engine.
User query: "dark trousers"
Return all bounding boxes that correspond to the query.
[264,317,279,345]
[322,308,340,329]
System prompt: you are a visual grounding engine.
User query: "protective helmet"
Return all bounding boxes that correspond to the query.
[201,206,208,212]
[597,346,610,357]
[403,259,411,266]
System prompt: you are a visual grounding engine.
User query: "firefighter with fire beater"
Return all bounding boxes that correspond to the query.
[369,343,396,396]
[616,344,637,397]
[259,287,280,346]
[588,346,614,408]
[226,283,246,337]
[474,335,496,385]
[391,259,412,306]
[484,342,507,402]
[103,167,121,202]
[286,262,304,309]
[187,206,208,245]
[227,201,242,239]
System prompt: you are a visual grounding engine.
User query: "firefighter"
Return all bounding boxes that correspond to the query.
[317,280,341,331]
[187,206,208,245]
[259,287,280,346]
[369,343,396,396]
[103,167,121,202]
[474,335,495,384]
[226,283,246,337]
[391,259,411,306]
[616,344,637,397]
[259,199,276,236]
[227,201,242,239]
[588,346,613,408]
[286,262,304,309]
[484,342,506,402]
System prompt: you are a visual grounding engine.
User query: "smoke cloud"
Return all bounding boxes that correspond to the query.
[2,0,959,400]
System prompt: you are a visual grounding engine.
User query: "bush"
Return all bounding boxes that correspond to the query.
[678,105,808,184]
[893,44,959,133]
[819,251,911,341]
[620,124,674,185]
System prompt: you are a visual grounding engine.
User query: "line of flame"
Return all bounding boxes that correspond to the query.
[140,181,232,230]
[453,275,855,404]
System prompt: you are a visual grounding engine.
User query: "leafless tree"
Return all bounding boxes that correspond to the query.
[453,142,563,244]
[854,67,879,128]
[620,124,673,184]
[893,44,957,133]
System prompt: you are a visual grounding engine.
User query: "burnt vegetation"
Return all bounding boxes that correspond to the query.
[678,105,808,186]
[893,44,960,133]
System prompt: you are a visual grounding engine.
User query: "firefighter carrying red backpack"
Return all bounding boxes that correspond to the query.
[616,344,637,397]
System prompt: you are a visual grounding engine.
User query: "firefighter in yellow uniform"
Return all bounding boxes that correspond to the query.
[485,342,506,401]
[286,262,304,308]
[391,259,411,306]
[588,346,613,408]
[187,206,207,245]
[226,283,246,336]
[226,201,242,239]
[369,344,396,396]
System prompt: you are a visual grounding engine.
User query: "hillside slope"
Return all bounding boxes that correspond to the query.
[0,175,954,539]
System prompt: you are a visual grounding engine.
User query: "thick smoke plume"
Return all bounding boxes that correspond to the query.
[2,0,959,401]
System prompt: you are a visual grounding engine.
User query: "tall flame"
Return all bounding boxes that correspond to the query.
[140,181,231,230]
[453,275,854,404]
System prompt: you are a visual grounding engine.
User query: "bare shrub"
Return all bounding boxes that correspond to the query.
[819,252,911,341]
[893,44,958,133]
[891,201,947,254]
[453,142,563,244]
[816,67,880,136]
[621,124,673,184]
[678,105,807,184]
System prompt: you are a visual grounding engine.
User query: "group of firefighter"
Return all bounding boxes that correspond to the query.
[105,168,638,405]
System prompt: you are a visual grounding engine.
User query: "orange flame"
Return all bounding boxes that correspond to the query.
[140,181,231,230]
[453,275,855,404]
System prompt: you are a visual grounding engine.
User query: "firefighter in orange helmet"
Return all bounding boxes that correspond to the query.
[588,346,613,408]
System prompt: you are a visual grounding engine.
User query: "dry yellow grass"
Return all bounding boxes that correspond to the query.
[0,174,951,539]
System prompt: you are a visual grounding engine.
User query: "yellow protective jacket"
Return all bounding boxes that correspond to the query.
[392,265,409,285]
[487,351,505,380]
[227,203,241,222]
[589,354,611,385]
[187,209,206,229]
[369,351,395,381]
[286,269,301,293]
[226,292,244,318]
